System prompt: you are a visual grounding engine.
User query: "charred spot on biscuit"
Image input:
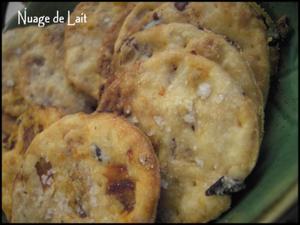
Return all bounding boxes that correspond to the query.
[37,124,44,133]
[174,2,189,11]
[190,50,197,55]
[6,138,16,151]
[198,25,204,30]
[98,56,112,77]
[35,157,54,190]
[171,64,178,72]
[224,36,241,50]
[205,176,245,196]
[75,199,88,218]
[153,12,159,20]
[107,179,135,212]
[98,84,105,99]
[127,149,134,161]
[104,164,136,212]
[170,138,177,158]
[191,124,196,131]
[23,126,35,152]
[137,44,153,58]
[31,56,45,67]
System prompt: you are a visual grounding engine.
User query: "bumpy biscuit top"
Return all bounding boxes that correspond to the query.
[64,2,135,100]
[2,106,63,221]
[116,2,270,101]
[11,113,160,223]
[99,50,260,222]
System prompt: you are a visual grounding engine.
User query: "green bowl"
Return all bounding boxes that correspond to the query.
[2,2,298,223]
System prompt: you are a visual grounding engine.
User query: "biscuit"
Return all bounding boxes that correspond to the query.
[2,106,64,221]
[115,2,271,101]
[64,2,135,100]
[17,24,96,114]
[2,26,43,117]
[99,50,260,222]
[11,113,160,223]
[114,23,264,136]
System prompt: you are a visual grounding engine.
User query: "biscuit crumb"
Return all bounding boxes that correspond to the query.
[166,127,171,133]
[197,83,211,99]
[41,174,53,186]
[103,17,111,25]
[44,208,55,220]
[161,178,169,189]
[15,48,22,55]
[128,115,139,124]
[6,79,15,87]
[147,129,155,136]
[154,116,165,128]
[183,113,195,124]
[215,94,224,104]
[195,158,204,168]
[139,155,154,169]
[144,20,160,30]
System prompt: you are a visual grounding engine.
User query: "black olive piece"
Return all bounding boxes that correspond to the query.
[205,176,245,196]
[174,2,189,11]
[93,144,102,162]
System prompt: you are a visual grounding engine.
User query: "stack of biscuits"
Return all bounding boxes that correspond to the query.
[2,2,283,223]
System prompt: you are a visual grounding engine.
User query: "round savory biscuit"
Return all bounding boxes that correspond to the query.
[114,23,264,136]
[2,106,64,221]
[11,113,160,223]
[115,2,271,101]
[99,50,260,222]
[64,2,135,100]
[2,113,18,153]
[2,26,43,117]
[17,24,95,114]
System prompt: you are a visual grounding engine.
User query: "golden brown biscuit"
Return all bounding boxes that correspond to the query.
[115,2,271,101]
[2,26,43,117]
[11,113,160,223]
[114,23,264,137]
[2,106,64,220]
[64,2,135,100]
[17,24,95,114]
[99,50,260,222]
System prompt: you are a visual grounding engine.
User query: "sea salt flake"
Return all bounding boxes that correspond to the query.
[44,208,55,220]
[153,116,165,128]
[46,177,53,186]
[185,101,193,112]
[128,116,139,124]
[197,83,211,99]
[139,155,147,166]
[147,129,155,136]
[41,175,48,185]
[161,179,169,189]
[6,79,15,87]
[215,94,224,104]
[143,20,160,30]
[195,158,204,168]
[183,113,195,124]
[15,48,22,55]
